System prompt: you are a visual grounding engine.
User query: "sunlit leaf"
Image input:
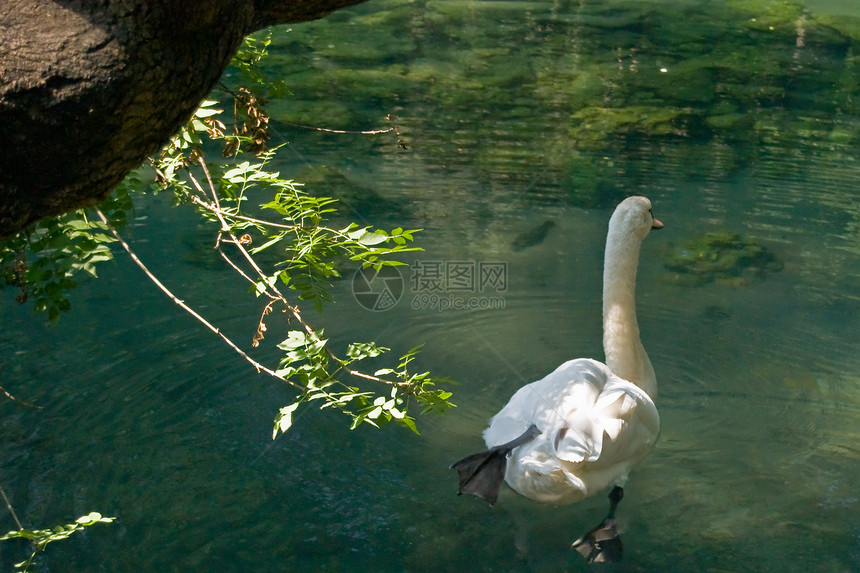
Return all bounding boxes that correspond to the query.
[273,402,300,438]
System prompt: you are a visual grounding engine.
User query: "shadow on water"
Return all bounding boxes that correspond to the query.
[3,0,860,571]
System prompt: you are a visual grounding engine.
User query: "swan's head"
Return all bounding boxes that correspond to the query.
[610,196,663,241]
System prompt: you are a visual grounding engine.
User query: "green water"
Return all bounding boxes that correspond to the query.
[3,0,860,571]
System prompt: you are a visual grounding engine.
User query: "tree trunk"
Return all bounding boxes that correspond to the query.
[0,0,367,238]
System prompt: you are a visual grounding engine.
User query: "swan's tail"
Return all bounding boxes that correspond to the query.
[450,424,540,506]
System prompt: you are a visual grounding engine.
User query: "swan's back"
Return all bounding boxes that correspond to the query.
[483,359,659,505]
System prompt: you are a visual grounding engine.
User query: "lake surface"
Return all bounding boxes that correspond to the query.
[3,0,860,571]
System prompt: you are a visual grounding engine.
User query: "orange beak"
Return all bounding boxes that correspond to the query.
[652,218,664,230]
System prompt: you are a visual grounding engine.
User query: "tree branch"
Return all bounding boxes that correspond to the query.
[0,383,41,409]
[0,482,24,532]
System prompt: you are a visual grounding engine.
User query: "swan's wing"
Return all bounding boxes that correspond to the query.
[484,359,608,448]
[554,375,659,464]
[534,360,614,463]
[594,378,660,440]
[483,359,613,463]
[552,411,607,464]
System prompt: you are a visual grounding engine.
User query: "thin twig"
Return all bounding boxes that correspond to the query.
[280,121,394,135]
[0,383,41,409]
[93,208,303,390]
[192,158,222,212]
[216,80,395,136]
[215,245,275,296]
[190,160,314,335]
[190,195,296,230]
[0,482,24,531]
[345,368,409,386]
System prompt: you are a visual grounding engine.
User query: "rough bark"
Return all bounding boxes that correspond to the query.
[0,0,367,238]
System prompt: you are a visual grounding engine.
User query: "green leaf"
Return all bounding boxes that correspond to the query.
[273,402,300,438]
[346,341,387,360]
[195,106,223,119]
[399,416,420,434]
[223,162,254,182]
[249,233,286,255]
[276,330,310,351]
[347,228,388,246]
[75,512,114,525]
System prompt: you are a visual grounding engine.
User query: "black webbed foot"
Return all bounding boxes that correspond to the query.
[572,486,624,563]
[450,424,540,506]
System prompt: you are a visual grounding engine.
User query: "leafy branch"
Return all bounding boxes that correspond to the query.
[1,481,113,572]
[0,189,131,322]
[131,94,455,435]
[0,513,115,572]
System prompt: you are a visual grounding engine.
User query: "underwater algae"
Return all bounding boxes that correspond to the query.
[257,0,860,211]
[662,230,783,286]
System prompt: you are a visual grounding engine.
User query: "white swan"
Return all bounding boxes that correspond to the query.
[451,196,662,562]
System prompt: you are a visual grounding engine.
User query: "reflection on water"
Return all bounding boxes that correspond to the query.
[3,0,860,571]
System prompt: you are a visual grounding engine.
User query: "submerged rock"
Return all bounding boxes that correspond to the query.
[662,230,783,286]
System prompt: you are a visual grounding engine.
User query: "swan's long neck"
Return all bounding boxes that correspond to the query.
[602,224,658,399]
